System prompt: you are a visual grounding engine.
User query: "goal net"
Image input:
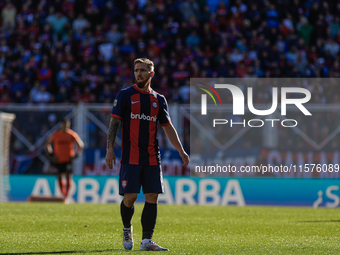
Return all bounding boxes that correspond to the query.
[0,112,15,202]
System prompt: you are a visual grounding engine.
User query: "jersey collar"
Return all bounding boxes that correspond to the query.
[133,84,153,94]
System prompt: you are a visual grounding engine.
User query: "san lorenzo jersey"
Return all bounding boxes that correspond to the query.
[111,84,171,165]
[51,129,80,163]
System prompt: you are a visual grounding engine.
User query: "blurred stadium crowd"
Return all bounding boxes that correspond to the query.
[1,0,340,104]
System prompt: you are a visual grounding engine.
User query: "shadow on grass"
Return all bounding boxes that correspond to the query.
[297,220,340,223]
[0,249,123,255]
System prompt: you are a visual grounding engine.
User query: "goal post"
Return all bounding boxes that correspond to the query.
[0,112,16,202]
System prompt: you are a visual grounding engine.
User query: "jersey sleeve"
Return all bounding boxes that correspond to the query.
[158,96,171,126]
[111,91,124,120]
[69,130,80,142]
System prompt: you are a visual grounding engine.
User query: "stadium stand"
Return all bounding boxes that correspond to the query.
[1,0,340,105]
[1,0,340,165]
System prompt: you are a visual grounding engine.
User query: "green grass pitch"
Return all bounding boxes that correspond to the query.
[0,203,340,254]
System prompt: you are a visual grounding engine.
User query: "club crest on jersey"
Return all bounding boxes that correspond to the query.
[122,180,128,188]
[113,99,117,107]
[152,102,157,108]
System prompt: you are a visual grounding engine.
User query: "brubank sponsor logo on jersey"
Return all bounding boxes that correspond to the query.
[131,112,157,122]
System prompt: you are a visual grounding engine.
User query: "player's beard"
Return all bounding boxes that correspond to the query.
[135,75,152,89]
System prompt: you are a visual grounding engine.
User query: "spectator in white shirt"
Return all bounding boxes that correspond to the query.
[1,3,16,30]
[324,39,340,57]
[72,14,89,35]
[106,24,122,46]
[31,84,51,103]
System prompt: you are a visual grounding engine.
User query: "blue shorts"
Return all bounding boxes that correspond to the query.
[119,164,164,195]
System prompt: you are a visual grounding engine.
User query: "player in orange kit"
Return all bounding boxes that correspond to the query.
[46,119,84,199]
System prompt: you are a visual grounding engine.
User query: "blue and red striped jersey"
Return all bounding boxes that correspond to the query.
[111,84,171,165]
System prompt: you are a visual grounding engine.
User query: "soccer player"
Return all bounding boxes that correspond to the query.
[46,119,84,200]
[105,58,189,251]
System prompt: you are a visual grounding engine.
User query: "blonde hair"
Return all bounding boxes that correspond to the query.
[134,58,154,72]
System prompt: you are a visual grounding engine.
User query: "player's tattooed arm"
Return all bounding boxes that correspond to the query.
[106,117,120,168]
[107,117,120,149]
